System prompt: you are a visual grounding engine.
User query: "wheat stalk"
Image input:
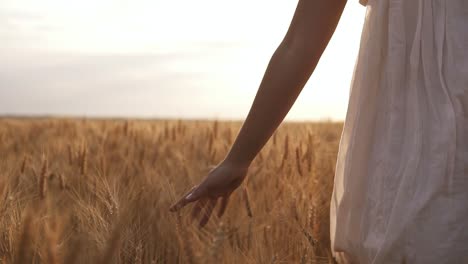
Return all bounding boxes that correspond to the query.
[67,144,74,166]
[20,155,28,174]
[296,147,303,176]
[99,219,124,264]
[174,212,196,264]
[59,173,66,190]
[242,187,253,218]
[124,120,130,137]
[45,219,59,264]
[80,142,87,176]
[134,241,143,264]
[208,131,214,152]
[39,155,48,199]
[279,135,290,170]
[14,211,33,264]
[206,221,225,263]
[171,126,177,141]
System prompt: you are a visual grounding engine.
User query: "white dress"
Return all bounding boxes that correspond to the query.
[330,0,468,263]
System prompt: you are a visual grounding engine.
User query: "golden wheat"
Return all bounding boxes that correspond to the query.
[0,118,342,263]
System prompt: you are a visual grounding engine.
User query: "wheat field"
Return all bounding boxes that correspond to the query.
[0,118,343,264]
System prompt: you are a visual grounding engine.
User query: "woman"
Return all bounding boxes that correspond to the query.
[170,0,468,263]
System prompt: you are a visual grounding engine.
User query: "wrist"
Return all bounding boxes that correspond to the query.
[222,153,252,170]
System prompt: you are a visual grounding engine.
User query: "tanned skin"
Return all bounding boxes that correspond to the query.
[170,0,347,227]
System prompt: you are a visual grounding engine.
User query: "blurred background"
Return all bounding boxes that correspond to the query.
[0,0,365,121]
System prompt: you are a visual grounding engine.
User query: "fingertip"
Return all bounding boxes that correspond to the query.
[169,199,187,212]
[199,215,210,228]
[217,195,230,218]
[217,208,225,218]
[191,199,207,219]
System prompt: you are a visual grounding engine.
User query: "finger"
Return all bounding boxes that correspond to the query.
[169,186,200,212]
[217,195,230,218]
[191,199,208,220]
[199,198,217,228]
[169,187,194,212]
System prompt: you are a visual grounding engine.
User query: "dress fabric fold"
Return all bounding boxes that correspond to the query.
[330,0,468,263]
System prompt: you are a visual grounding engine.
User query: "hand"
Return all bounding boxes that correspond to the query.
[169,160,249,227]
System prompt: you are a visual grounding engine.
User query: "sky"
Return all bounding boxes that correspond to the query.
[0,0,366,121]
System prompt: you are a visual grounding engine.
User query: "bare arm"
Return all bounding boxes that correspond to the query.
[226,0,347,167]
[170,0,347,226]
